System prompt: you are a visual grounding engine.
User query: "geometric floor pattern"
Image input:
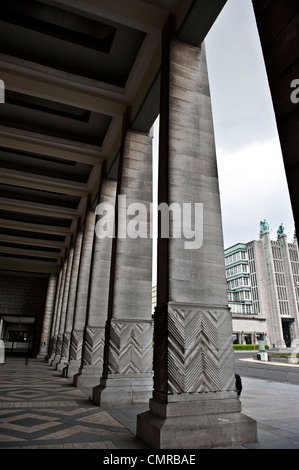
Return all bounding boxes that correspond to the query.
[2,355,299,452]
[0,356,148,449]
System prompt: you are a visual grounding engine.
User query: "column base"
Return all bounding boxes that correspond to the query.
[137,394,257,449]
[51,355,62,368]
[64,360,81,378]
[45,353,56,364]
[92,374,153,406]
[56,356,69,374]
[73,365,103,388]
[36,353,47,359]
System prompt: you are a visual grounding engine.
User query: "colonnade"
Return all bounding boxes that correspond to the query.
[42,129,154,407]
[38,29,257,448]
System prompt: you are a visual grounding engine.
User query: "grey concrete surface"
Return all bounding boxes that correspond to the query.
[241,376,299,449]
[1,355,299,450]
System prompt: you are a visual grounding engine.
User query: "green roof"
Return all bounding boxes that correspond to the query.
[224,243,247,256]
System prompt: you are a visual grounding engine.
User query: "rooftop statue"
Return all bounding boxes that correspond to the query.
[260,219,270,234]
[277,223,285,238]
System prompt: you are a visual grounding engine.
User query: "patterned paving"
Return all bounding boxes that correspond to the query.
[0,356,147,449]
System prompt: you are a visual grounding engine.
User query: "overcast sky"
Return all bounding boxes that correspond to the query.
[151,0,295,284]
[205,0,295,249]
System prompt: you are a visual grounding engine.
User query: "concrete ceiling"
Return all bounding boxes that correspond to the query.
[2,315,35,324]
[0,0,227,276]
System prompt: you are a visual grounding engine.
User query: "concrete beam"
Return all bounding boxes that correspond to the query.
[0,258,60,274]
[0,168,89,197]
[0,198,78,219]
[178,0,228,46]
[44,0,168,33]
[0,70,126,116]
[0,130,104,166]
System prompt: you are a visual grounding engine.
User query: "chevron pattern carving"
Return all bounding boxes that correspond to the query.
[61,332,71,357]
[217,307,236,391]
[69,330,83,361]
[107,321,153,374]
[167,304,235,394]
[46,337,56,359]
[82,327,105,366]
[55,334,63,355]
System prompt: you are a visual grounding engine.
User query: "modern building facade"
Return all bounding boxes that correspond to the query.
[0,0,298,449]
[225,222,299,348]
[225,243,253,316]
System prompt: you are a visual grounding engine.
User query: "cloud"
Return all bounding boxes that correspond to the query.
[205,0,295,248]
[216,139,295,248]
[206,0,277,154]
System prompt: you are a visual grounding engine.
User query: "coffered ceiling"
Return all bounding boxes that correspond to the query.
[0,0,227,276]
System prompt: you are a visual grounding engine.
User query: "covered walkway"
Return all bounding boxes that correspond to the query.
[0,356,148,449]
[0,0,298,450]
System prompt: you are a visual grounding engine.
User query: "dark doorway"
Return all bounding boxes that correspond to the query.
[282,319,294,348]
[1,316,35,356]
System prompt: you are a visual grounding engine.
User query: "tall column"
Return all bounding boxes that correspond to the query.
[57,230,83,373]
[137,25,257,449]
[74,180,117,388]
[38,273,57,358]
[45,263,65,362]
[68,210,96,377]
[51,247,74,368]
[49,259,68,365]
[92,130,153,406]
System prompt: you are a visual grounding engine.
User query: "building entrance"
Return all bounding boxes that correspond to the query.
[282,319,294,348]
[0,316,35,355]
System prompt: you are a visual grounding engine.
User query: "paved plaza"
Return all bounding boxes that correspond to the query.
[0,356,148,450]
[0,355,299,451]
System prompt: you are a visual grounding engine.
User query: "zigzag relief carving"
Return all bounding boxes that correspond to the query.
[70,330,83,361]
[61,332,71,357]
[46,337,56,358]
[108,321,153,375]
[167,306,234,394]
[82,327,105,366]
[217,310,236,391]
[55,334,63,355]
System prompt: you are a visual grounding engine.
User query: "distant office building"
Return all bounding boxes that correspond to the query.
[225,221,299,348]
[152,285,157,317]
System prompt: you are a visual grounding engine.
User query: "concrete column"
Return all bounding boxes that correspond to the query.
[68,210,96,377]
[45,263,65,362]
[261,231,285,348]
[49,259,68,365]
[38,273,57,358]
[92,130,153,406]
[74,180,117,388]
[51,247,74,368]
[137,28,257,449]
[57,230,83,374]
